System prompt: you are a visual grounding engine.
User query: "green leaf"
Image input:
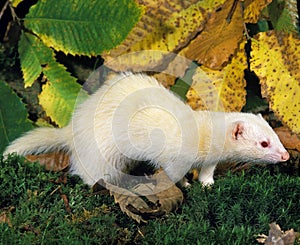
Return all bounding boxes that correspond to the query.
[24,0,143,56]
[0,80,33,154]
[39,62,88,127]
[18,32,44,87]
[19,32,88,127]
[268,0,298,33]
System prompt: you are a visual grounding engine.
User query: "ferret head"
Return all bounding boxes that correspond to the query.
[226,113,289,164]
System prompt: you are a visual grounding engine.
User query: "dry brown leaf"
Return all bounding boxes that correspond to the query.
[25,151,70,172]
[256,222,297,245]
[132,169,184,213]
[243,0,272,23]
[274,127,300,151]
[98,169,183,223]
[99,179,162,223]
[151,169,184,212]
[60,193,72,214]
[0,209,13,227]
[184,0,244,69]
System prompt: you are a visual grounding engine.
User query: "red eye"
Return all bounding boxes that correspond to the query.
[261,141,269,148]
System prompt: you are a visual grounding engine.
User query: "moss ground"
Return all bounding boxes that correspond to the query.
[1,155,299,244]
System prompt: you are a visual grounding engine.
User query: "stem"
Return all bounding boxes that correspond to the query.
[8,2,21,25]
[0,0,9,22]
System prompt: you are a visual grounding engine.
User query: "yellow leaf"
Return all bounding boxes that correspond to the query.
[103,0,226,72]
[38,78,85,127]
[184,0,244,69]
[187,41,247,111]
[243,0,272,23]
[10,0,23,8]
[251,31,300,135]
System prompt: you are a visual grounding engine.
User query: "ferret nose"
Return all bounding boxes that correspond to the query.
[281,151,290,161]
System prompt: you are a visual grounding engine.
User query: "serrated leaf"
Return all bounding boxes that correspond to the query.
[18,32,44,87]
[24,0,143,56]
[187,41,247,111]
[184,0,244,69]
[250,31,300,134]
[103,0,226,72]
[0,80,33,154]
[39,62,88,127]
[243,0,272,23]
[18,32,88,126]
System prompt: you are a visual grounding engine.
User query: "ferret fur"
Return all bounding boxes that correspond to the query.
[4,73,289,186]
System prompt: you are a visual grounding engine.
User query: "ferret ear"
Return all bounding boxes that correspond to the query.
[232,121,245,140]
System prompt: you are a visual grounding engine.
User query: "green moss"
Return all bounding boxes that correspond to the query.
[1,155,299,244]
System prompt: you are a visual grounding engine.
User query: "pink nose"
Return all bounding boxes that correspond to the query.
[281,151,290,161]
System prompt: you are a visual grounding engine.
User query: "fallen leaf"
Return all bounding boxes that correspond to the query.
[98,169,183,223]
[25,151,70,172]
[151,169,184,212]
[132,169,184,213]
[0,207,14,227]
[99,179,161,223]
[256,222,297,245]
[60,192,72,214]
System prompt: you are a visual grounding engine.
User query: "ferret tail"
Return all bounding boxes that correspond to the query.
[4,126,71,157]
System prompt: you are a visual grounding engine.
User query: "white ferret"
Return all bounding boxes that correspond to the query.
[4,73,289,187]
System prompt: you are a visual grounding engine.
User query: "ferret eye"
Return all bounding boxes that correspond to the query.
[260,141,269,148]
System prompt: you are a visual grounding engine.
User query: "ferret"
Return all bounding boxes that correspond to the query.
[4,73,289,187]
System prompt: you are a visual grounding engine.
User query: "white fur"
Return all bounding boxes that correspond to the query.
[4,73,289,186]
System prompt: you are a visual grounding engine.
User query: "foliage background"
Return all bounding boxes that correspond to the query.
[0,0,299,243]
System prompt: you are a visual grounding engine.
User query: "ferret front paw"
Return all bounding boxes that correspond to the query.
[200,178,214,187]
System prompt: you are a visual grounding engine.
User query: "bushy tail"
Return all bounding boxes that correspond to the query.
[4,126,71,157]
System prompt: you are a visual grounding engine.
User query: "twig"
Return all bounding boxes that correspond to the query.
[0,0,9,22]
[243,21,251,40]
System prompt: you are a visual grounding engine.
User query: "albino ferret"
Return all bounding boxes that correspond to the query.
[4,73,289,187]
